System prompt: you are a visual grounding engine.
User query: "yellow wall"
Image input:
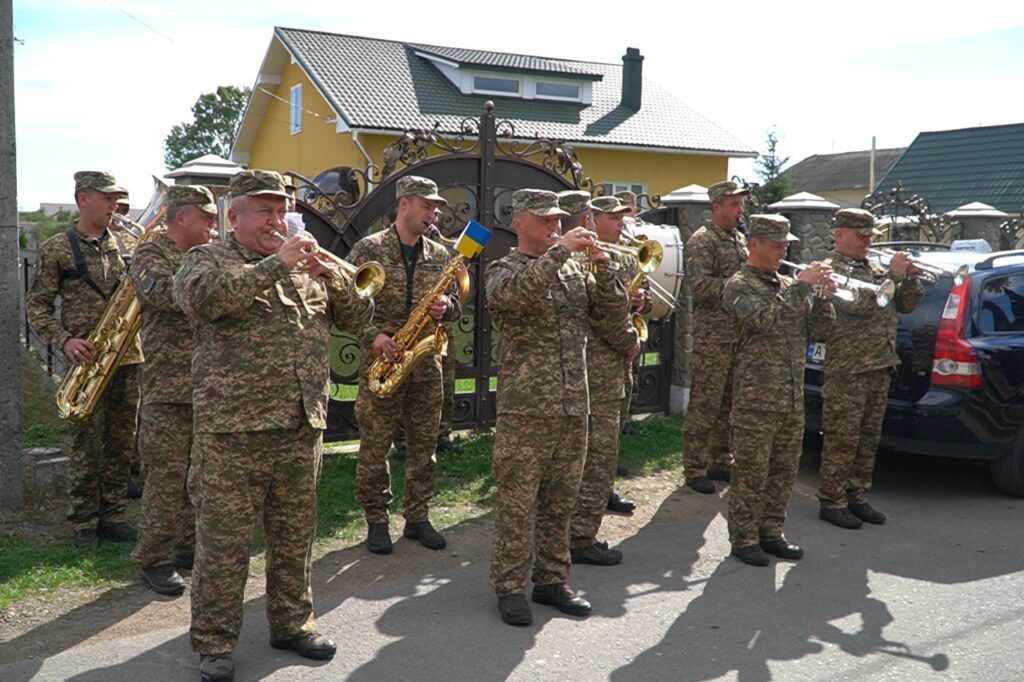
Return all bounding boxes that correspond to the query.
[248,62,731,195]
[575,147,728,198]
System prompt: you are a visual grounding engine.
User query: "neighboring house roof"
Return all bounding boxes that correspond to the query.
[783,148,905,193]
[234,27,756,159]
[875,122,1024,214]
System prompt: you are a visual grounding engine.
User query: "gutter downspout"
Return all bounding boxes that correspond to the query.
[352,130,375,191]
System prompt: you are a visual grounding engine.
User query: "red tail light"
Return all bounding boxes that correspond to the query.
[931,276,981,389]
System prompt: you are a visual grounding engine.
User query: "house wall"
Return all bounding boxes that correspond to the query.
[249,62,732,199]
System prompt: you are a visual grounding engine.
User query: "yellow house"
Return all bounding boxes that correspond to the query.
[232,28,756,200]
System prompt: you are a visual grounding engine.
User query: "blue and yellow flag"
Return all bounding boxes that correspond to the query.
[454,220,493,259]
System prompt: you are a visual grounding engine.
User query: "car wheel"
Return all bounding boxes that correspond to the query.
[990,428,1024,497]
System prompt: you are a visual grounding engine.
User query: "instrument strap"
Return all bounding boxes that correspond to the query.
[111,230,133,266]
[63,229,113,301]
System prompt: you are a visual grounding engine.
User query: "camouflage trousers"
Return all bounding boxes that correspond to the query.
[728,408,804,548]
[66,363,139,530]
[818,369,891,508]
[131,402,195,569]
[355,378,441,524]
[490,414,586,596]
[620,359,636,431]
[570,407,621,550]
[396,352,455,442]
[683,345,735,478]
[188,423,322,654]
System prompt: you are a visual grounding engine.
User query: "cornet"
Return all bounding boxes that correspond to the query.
[781,260,896,307]
[272,219,385,299]
[868,248,968,286]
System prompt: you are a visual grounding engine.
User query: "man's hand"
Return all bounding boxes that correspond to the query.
[558,227,598,253]
[626,340,642,363]
[63,338,96,366]
[629,289,646,310]
[277,234,318,270]
[306,258,335,281]
[889,251,911,277]
[796,261,833,287]
[371,333,401,363]
[429,295,449,320]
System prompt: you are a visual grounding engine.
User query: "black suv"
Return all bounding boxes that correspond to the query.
[804,242,1024,496]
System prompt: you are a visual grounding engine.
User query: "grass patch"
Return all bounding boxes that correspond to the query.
[0,413,684,609]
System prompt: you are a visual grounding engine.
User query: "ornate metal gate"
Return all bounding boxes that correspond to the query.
[292,103,674,441]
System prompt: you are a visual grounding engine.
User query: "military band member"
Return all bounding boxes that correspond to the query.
[565,194,641,566]
[26,171,142,549]
[348,176,462,555]
[817,208,923,529]
[486,189,638,626]
[173,169,372,681]
[722,214,835,567]
[129,185,217,596]
[682,180,749,494]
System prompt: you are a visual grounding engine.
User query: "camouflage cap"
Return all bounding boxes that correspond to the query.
[614,190,638,206]
[748,213,799,242]
[557,190,592,215]
[168,185,218,214]
[229,169,291,199]
[396,175,448,204]
[833,208,881,235]
[708,180,748,203]
[512,189,569,217]
[74,170,125,196]
[116,191,130,205]
[591,196,631,214]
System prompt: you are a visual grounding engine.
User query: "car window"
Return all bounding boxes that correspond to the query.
[900,279,950,331]
[978,274,1024,333]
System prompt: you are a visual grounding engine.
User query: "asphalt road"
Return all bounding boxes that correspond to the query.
[2,448,1023,681]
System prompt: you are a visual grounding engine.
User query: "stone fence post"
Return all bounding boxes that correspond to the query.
[943,202,1011,250]
[767,192,840,263]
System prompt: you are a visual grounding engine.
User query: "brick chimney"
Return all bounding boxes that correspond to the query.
[621,47,644,109]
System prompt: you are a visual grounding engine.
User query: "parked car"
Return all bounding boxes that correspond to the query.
[803,241,1024,496]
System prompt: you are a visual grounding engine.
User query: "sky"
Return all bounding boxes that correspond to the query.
[12,0,1024,210]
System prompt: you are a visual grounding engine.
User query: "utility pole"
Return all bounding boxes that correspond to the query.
[1,0,24,511]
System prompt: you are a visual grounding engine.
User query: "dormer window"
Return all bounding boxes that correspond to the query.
[472,75,520,96]
[536,81,579,101]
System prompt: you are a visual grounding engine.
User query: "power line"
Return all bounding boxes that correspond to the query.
[100,0,174,43]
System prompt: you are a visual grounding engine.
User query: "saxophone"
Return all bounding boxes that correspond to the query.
[366,254,469,398]
[55,178,168,420]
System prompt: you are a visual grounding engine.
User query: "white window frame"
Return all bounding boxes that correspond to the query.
[471,74,521,97]
[602,181,648,198]
[534,80,581,102]
[289,84,302,134]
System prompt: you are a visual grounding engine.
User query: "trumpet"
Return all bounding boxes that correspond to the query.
[781,260,896,307]
[271,227,385,299]
[868,248,968,286]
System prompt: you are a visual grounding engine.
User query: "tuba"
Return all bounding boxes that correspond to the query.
[55,177,169,420]
[366,254,470,398]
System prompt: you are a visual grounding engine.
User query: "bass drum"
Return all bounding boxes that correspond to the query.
[631,223,684,320]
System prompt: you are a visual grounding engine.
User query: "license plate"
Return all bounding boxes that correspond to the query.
[807,342,826,365]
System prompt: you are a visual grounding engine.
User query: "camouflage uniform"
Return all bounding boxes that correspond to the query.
[129,186,218,570]
[487,189,637,597]
[683,181,749,479]
[25,171,143,532]
[172,170,372,655]
[568,196,637,550]
[349,177,461,525]
[722,215,835,549]
[818,210,924,509]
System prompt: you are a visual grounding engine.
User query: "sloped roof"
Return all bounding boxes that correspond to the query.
[875,123,1024,214]
[784,148,905,193]
[239,27,755,157]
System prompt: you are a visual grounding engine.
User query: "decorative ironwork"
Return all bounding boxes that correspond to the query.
[860,182,956,242]
[998,206,1024,249]
[294,102,675,441]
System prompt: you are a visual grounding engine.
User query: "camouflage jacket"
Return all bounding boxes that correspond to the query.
[172,234,372,433]
[130,231,193,405]
[723,264,835,413]
[348,225,462,384]
[823,251,924,376]
[26,224,144,365]
[588,250,641,412]
[686,223,749,343]
[486,245,637,417]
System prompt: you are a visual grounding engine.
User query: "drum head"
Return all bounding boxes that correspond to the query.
[629,223,684,320]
